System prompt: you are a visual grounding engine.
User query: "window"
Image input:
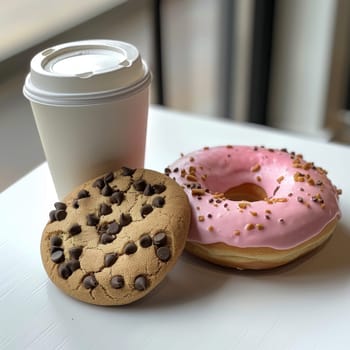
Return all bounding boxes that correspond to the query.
[0,0,126,61]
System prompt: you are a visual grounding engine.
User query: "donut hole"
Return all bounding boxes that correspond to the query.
[224,183,267,202]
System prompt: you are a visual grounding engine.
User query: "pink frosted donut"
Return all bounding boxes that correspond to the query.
[167,145,342,269]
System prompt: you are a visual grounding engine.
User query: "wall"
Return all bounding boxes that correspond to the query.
[268,0,337,138]
[162,0,222,117]
[0,0,154,192]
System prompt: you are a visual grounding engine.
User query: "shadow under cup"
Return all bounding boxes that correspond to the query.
[23,40,152,199]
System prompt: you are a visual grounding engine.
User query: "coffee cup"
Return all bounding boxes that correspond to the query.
[23,40,151,199]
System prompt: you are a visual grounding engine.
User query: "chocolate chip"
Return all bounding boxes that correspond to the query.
[133,179,147,192]
[104,172,114,183]
[100,233,116,244]
[153,232,167,246]
[54,202,67,210]
[152,196,165,208]
[141,204,153,218]
[93,178,105,189]
[66,259,80,272]
[143,184,154,196]
[101,184,113,196]
[50,236,62,247]
[110,190,124,205]
[153,184,166,194]
[69,224,82,236]
[134,275,148,291]
[49,210,57,222]
[124,241,137,255]
[156,246,171,262]
[106,221,120,235]
[69,246,83,260]
[110,275,125,289]
[97,222,108,234]
[86,213,99,226]
[119,213,132,227]
[104,253,118,267]
[297,196,304,203]
[77,189,90,199]
[72,200,79,209]
[140,234,152,248]
[99,203,112,216]
[55,209,67,221]
[121,166,136,176]
[50,246,62,254]
[83,275,98,289]
[58,263,72,279]
[51,249,65,264]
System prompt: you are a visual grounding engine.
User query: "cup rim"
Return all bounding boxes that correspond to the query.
[23,40,152,106]
[23,63,151,106]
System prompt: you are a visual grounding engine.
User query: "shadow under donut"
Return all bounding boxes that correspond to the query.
[227,222,350,287]
[118,222,350,308]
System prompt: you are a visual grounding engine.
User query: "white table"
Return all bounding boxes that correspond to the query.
[1,106,349,349]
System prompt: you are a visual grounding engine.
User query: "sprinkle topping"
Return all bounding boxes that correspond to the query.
[250,163,261,172]
[245,223,255,231]
[168,145,341,251]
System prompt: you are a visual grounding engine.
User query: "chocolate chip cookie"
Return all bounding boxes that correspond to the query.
[40,167,191,305]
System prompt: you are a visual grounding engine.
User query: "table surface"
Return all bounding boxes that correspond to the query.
[1,106,349,350]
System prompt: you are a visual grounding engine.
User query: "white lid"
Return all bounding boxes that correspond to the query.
[23,40,151,105]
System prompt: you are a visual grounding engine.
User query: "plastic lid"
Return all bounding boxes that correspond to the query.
[23,40,151,105]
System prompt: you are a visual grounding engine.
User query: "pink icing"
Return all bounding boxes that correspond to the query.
[168,146,341,250]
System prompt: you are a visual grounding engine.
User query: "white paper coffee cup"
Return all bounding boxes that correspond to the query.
[23,40,151,199]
